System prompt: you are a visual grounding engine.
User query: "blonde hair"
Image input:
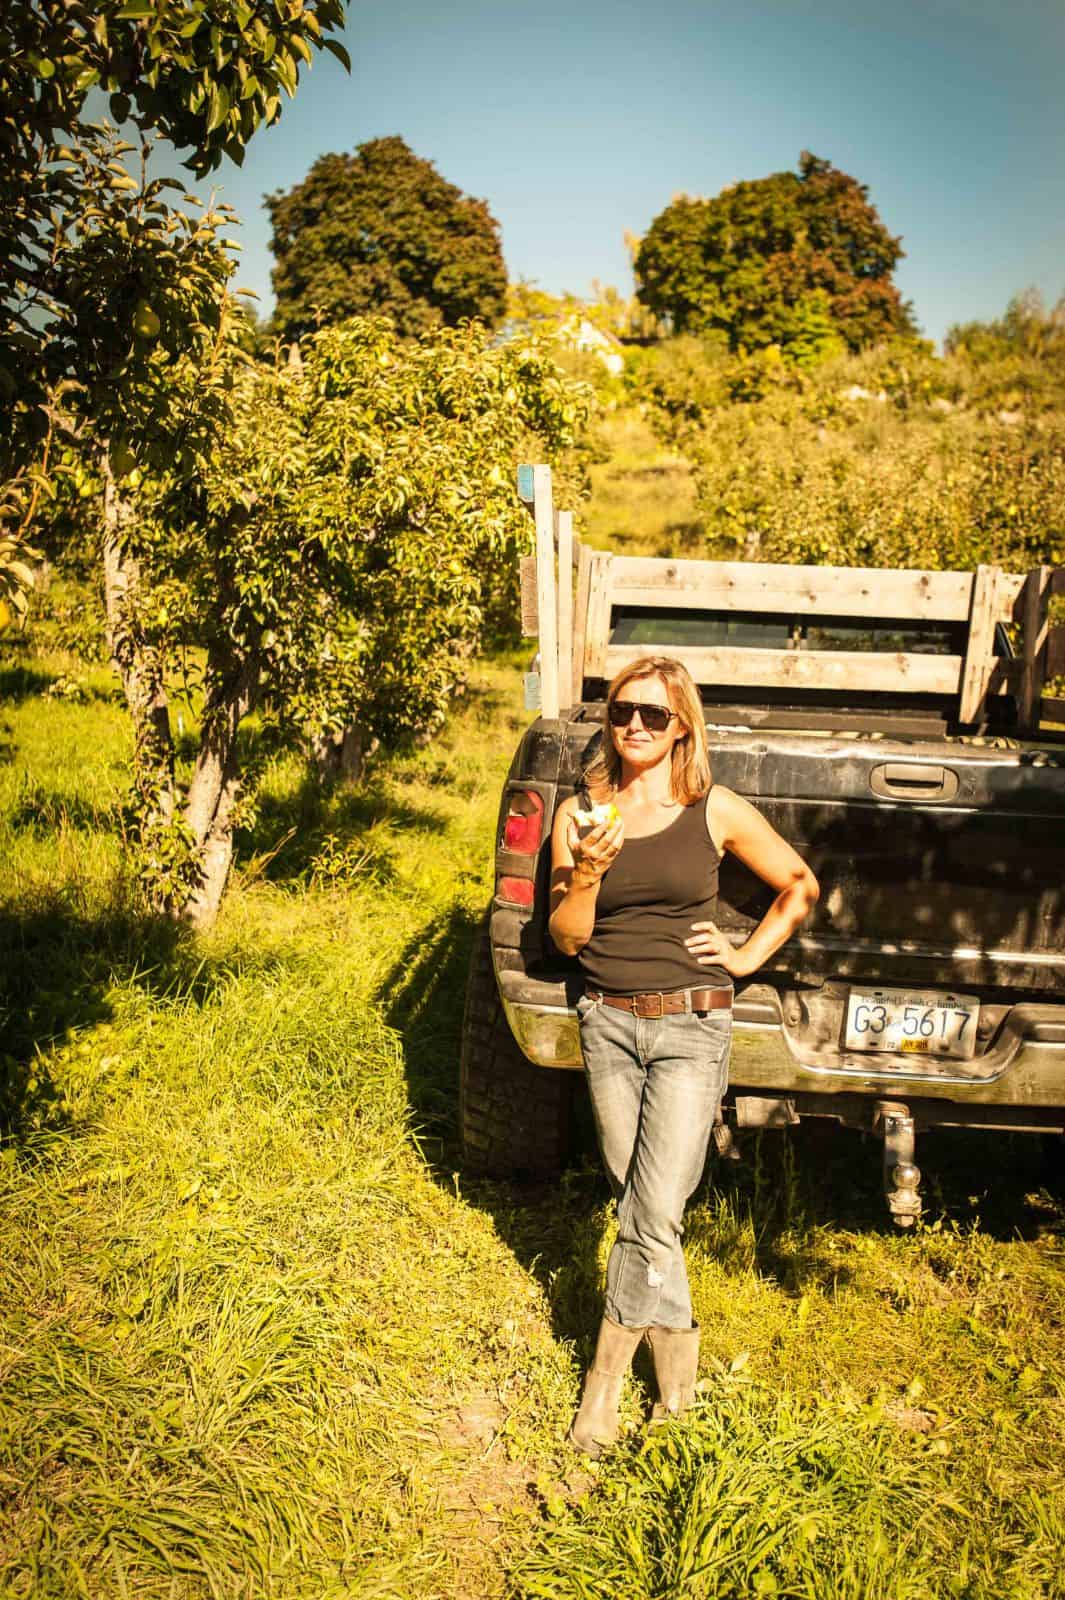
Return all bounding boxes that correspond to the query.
[584,655,711,805]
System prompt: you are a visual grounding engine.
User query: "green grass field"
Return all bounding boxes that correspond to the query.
[1,637,1064,1598]
[581,409,701,556]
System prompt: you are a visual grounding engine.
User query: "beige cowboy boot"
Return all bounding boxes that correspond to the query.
[568,1316,647,1457]
[647,1324,701,1421]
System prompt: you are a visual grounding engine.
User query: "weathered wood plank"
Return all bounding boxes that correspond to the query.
[1019,565,1052,732]
[607,556,1023,623]
[518,554,538,637]
[1041,696,1065,724]
[1051,568,1065,598]
[998,571,1027,615]
[959,564,1001,723]
[556,509,573,707]
[583,553,614,679]
[1048,625,1065,680]
[603,643,1018,696]
[533,464,559,719]
[571,541,593,704]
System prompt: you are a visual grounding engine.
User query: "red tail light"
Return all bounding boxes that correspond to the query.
[503,789,545,854]
[497,875,535,907]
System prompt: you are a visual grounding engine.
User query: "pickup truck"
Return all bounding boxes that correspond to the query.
[460,468,1065,1223]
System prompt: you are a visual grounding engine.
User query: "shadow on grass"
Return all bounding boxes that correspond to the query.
[0,664,58,704]
[236,767,448,884]
[709,1118,1064,1265]
[0,662,116,707]
[0,889,292,1143]
[376,903,615,1347]
[7,786,125,835]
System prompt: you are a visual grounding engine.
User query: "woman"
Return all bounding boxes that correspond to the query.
[549,655,818,1456]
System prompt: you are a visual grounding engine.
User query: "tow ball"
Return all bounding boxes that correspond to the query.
[874,1101,922,1228]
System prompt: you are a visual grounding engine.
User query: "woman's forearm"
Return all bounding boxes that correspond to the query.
[549,872,602,955]
[731,872,819,977]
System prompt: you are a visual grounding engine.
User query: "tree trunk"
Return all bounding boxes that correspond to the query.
[308,723,370,785]
[180,655,257,929]
[101,449,176,836]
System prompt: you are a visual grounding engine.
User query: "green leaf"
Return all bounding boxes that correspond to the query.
[322,38,351,71]
[116,2,157,15]
[206,84,231,134]
[36,57,56,80]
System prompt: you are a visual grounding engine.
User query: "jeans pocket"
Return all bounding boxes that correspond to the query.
[576,992,603,1022]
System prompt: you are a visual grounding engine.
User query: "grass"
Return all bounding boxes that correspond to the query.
[1,633,1064,1597]
[581,409,701,556]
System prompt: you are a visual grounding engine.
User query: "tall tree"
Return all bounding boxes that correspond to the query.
[1,0,349,602]
[98,318,588,924]
[635,152,915,356]
[2,0,349,918]
[267,136,508,340]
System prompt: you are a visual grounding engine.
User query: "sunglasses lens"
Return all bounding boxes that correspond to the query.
[608,700,672,732]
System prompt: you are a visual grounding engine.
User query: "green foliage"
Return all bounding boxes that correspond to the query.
[268,136,508,342]
[0,533,42,628]
[634,151,916,358]
[628,318,1065,573]
[506,280,657,349]
[947,288,1065,365]
[516,1379,951,1599]
[695,362,1064,572]
[1,0,349,601]
[1,0,347,179]
[113,317,587,778]
[194,318,587,743]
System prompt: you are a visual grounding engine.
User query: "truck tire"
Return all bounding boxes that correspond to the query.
[460,916,574,1178]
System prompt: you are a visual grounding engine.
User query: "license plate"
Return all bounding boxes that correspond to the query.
[845,989,979,1060]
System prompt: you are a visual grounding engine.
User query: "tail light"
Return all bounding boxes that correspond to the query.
[497,876,535,907]
[502,789,545,854]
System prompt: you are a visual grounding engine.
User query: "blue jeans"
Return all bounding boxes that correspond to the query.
[577,994,732,1330]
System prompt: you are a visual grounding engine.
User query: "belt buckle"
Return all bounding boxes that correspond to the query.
[642,992,664,1019]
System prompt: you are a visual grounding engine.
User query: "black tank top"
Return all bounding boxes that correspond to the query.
[578,793,730,995]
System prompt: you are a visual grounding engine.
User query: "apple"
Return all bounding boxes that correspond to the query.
[132,300,161,340]
[574,800,619,835]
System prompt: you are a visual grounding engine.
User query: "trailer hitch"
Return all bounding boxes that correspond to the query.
[874,1101,922,1228]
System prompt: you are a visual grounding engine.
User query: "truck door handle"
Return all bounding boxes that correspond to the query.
[869,763,959,802]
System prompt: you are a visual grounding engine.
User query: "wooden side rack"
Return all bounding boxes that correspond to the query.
[516,465,1065,734]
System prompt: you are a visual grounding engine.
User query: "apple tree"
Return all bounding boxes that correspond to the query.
[121,317,590,925]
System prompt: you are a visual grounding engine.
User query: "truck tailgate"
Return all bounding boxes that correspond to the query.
[708,732,1065,998]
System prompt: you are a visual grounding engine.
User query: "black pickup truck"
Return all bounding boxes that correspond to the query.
[460,527,1065,1223]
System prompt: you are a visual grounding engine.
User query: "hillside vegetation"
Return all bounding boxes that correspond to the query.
[1,637,1063,1598]
[577,290,1065,576]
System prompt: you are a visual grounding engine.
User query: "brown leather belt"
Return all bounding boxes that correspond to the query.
[584,985,733,1018]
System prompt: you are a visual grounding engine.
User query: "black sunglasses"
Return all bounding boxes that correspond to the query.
[608,699,677,734]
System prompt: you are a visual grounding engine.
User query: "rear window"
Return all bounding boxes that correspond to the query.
[611,607,988,657]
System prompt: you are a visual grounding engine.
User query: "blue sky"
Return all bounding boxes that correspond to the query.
[190,0,1065,346]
